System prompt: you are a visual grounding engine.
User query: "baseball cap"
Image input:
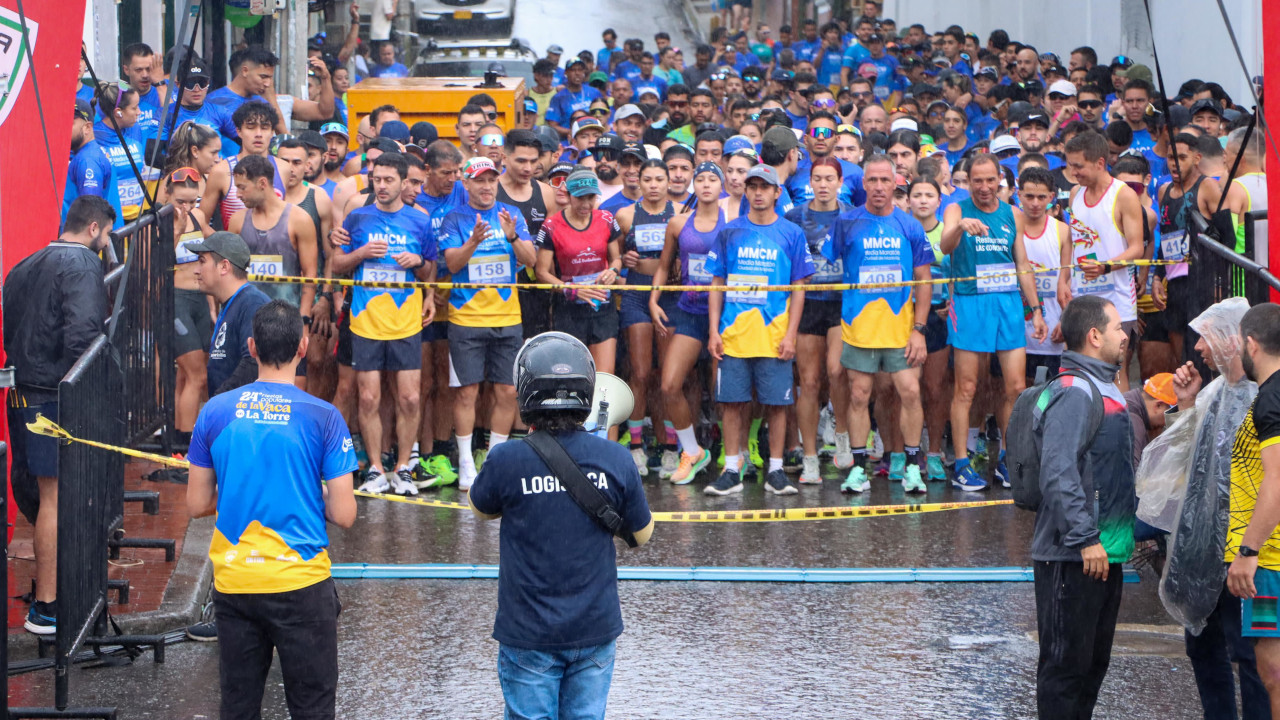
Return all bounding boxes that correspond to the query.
[745,164,780,186]
[1045,64,1068,78]
[185,231,251,271]
[409,121,438,147]
[588,71,610,86]
[462,156,499,178]
[535,125,562,153]
[571,117,604,137]
[523,97,538,114]
[990,135,1021,155]
[1022,79,1045,97]
[1117,63,1153,85]
[1110,55,1135,69]
[185,59,211,80]
[298,130,326,152]
[379,120,411,142]
[909,82,940,98]
[1173,79,1203,101]
[867,32,884,44]
[1022,112,1052,128]
[975,66,998,81]
[724,135,755,155]
[565,169,600,197]
[902,56,924,70]
[547,161,575,178]
[620,140,647,161]
[890,117,918,133]
[566,56,587,70]
[320,122,349,139]
[770,68,795,82]
[613,103,646,122]
[1007,101,1035,124]
[1190,98,1224,119]
[931,54,952,68]
[1143,373,1177,406]
[763,125,798,153]
[74,98,93,122]
[594,133,623,152]
[1048,79,1077,97]
[546,44,564,55]
[857,62,880,79]
[894,173,909,190]
[366,137,401,154]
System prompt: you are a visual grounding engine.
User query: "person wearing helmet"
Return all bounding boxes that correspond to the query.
[469,331,653,720]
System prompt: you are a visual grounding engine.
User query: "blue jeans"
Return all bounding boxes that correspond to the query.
[497,640,616,720]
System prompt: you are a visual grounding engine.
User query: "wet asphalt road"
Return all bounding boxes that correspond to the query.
[9,473,1206,719]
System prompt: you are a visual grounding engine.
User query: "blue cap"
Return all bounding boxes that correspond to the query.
[379,120,410,142]
[523,97,538,113]
[565,169,600,197]
[724,135,754,155]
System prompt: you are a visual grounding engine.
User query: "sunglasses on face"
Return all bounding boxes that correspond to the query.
[1078,100,1103,109]
[478,134,504,147]
[807,126,834,139]
[592,147,620,161]
[485,111,498,120]
[668,100,689,109]
[168,166,201,183]
[1124,180,1147,196]
[589,108,610,117]
[811,98,837,109]
[1049,92,1071,101]
[743,75,761,82]
[852,90,873,99]
[184,76,210,90]
[549,175,568,188]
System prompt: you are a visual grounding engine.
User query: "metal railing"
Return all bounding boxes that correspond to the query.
[1189,211,1280,317]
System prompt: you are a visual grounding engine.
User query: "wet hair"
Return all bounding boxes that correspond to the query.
[1112,155,1151,178]
[1241,304,1280,355]
[886,129,921,154]
[372,151,409,179]
[403,153,426,171]
[1123,79,1153,99]
[252,300,304,367]
[163,122,219,178]
[1061,294,1114,352]
[1104,121,1133,148]
[425,139,463,168]
[369,104,400,128]
[457,103,486,122]
[467,92,497,108]
[233,154,275,183]
[1065,130,1108,162]
[1017,153,1048,173]
[1017,166,1055,191]
[63,196,116,234]
[1071,46,1098,67]
[232,100,278,130]
[640,158,669,176]
[121,42,155,66]
[907,178,941,197]
[504,129,541,153]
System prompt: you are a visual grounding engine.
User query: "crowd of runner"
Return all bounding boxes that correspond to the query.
[60,4,1267,499]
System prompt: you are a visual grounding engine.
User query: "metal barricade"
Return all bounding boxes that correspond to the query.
[1188,213,1280,321]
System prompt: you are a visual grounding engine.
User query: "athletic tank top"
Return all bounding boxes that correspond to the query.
[221,155,287,228]
[923,221,948,306]
[1158,175,1204,282]
[175,210,204,265]
[497,181,549,237]
[1232,172,1268,264]
[625,200,675,259]
[676,210,725,315]
[1070,178,1136,321]
[1022,215,1065,356]
[242,204,302,306]
[320,177,338,198]
[297,185,325,276]
[950,198,1018,296]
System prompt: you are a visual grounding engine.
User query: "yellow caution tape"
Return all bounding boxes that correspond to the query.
[26,417,1014,523]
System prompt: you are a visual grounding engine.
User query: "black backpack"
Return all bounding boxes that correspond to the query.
[1007,367,1105,511]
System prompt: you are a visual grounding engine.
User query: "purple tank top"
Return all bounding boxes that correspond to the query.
[677,210,724,315]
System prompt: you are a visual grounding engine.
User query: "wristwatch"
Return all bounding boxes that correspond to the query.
[912,322,927,334]
[1240,545,1260,557]
[302,315,313,327]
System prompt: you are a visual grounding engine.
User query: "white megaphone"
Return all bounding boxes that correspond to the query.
[583,372,634,436]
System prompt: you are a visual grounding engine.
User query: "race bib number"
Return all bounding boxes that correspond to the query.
[360,260,407,284]
[469,253,513,283]
[857,265,902,292]
[1074,269,1115,295]
[634,224,665,253]
[175,236,200,265]
[572,272,609,301]
[249,254,284,277]
[687,253,712,284]
[726,273,767,304]
[813,256,844,284]
[1035,271,1057,299]
[976,263,1017,293]
[1161,230,1188,262]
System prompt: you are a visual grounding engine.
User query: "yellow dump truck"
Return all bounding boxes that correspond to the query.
[345,73,529,149]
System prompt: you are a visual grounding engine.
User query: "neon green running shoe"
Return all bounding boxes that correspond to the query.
[473,448,488,471]
[415,454,458,489]
[748,435,764,470]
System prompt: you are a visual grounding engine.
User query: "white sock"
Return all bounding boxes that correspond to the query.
[725,454,742,473]
[411,441,420,453]
[835,431,850,451]
[967,428,980,453]
[490,432,508,449]
[769,457,784,473]
[675,425,701,455]
[458,434,474,468]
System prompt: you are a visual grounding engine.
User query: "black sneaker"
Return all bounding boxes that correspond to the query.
[765,469,799,495]
[24,601,55,635]
[186,620,218,642]
[783,449,803,471]
[703,469,743,496]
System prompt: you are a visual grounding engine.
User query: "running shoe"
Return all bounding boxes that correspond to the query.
[888,452,906,480]
[352,434,369,469]
[631,447,650,478]
[833,433,854,469]
[424,454,458,487]
[390,466,419,496]
[185,620,217,642]
[841,466,870,494]
[357,468,390,494]
[671,449,710,484]
[952,463,988,492]
[659,449,680,479]
[903,465,927,494]
[994,458,1011,489]
[473,448,488,472]
[24,601,55,636]
[874,456,891,477]
[704,469,743,496]
[799,456,823,484]
[459,463,478,492]
[408,445,421,466]
[926,454,948,482]
[748,434,765,470]
[765,469,799,495]
[783,449,803,472]
[870,430,885,461]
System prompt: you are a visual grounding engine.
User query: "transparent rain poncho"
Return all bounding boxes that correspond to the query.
[1135,297,1256,634]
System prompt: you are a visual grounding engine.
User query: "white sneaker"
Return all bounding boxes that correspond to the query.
[818,404,836,447]
[390,466,419,496]
[871,431,885,461]
[659,449,680,478]
[799,456,823,484]
[459,463,478,491]
[631,447,649,477]
[833,432,854,469]
[357,468,390,493]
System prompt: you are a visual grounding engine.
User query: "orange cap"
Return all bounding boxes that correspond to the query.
[1144,372,1177,406]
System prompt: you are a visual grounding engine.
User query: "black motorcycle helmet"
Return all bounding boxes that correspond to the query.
[514,332,596,426]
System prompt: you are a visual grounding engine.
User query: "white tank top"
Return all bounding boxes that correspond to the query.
[1070,178,1137,321]
[1023,215,1065,355]
[1233,172,1268,265]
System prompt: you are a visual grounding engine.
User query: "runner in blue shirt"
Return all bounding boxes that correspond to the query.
[64,98,125,228]
[815,23,847,88]
[204,47,281,158]
[547,58,604,140]
[368,41,409,78]
[88,84,147,223]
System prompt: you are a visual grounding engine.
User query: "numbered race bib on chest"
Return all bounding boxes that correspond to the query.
[360,260,408,284]
[1074,268,1115,295]
[469,253,513,284]
[976,262,1017,293]
[1035,271,1057,299]
[634,224,665,253]
[1161,230,1188,263]
[726,273,767,304]
[813,255,844,284]
[687,253,712,284]
[857,264,902,292]
[175,233,201,264]
[249,254,284,277]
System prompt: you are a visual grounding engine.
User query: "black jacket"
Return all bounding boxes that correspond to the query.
[2,241,108,400]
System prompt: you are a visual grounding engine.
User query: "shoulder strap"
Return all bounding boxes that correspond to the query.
[523,431,638,548]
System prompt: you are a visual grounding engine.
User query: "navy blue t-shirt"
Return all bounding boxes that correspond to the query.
[469,429,651,651]
[207,283,271,394]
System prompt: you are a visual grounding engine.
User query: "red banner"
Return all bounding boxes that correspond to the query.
[1266,1,1280,300]
[0,0,90,539]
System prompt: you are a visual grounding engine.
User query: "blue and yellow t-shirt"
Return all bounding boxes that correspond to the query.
[824,206,934,349]
[438,202,531,328]
[705,216,815,358]
[187,381,358,594]
[342,205,436,341]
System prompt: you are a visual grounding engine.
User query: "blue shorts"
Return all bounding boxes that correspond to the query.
[422,321,448,343]
[948,292,1026,353]
[619,272,676,330]
[672,306,709,344]
[351,335,422,372]
[717,355,794,405]
[1243,567,1280,637]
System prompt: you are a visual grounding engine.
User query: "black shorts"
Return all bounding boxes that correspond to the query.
[1025,353,1062,382]
[351,335,421,372]
[175,288,213,356]
[518,284,552,340]
[552,300,620,347]
[925,305,949,354]
[448,323,523,387]
[1163,276,1191,329]
[7,395,58,524]
[336,304,353,367]
[422,321,449,343]
[798,299,841,337]
[1141,310,1170,343]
